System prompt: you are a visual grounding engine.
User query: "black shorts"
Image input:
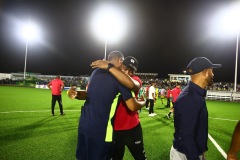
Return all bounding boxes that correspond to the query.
[113,123,147,160]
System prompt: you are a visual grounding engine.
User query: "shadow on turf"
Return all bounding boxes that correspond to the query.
[0,116,77,143]
[0,117,52,142]
[152,116,174,126]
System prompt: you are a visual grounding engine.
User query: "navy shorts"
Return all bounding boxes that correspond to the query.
[76,131,113,160]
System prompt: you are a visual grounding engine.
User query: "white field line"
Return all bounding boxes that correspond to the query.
[0,110,239,122]
[208,117,238,122]
[208,133,227,159]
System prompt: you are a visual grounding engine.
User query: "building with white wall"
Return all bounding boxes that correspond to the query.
[168,74,191,82]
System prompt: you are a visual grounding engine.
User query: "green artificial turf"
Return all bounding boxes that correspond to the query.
[0,86,239,160]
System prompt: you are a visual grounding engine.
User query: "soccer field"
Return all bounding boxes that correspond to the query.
[0,86,239,160]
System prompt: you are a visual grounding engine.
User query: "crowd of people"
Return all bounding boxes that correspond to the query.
[140,80,240,92]
[0,76,239,92]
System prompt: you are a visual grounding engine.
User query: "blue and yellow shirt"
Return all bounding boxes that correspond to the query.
[79,69,133,142]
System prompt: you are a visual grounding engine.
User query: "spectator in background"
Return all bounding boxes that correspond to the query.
[167,84,181,119]
[145,83,150,110]
[155,84,159,103]
[148,82,156,117]
[170,57,222,160]
[47,75,65,116]
[160,87,166,105]
[171,84,181,107]
[165,86,172,108]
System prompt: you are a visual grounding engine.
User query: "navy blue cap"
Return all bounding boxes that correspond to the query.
[186,57,222,75]
[123,56,138,71]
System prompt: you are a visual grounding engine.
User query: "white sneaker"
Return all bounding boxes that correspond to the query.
[153,113,157,116]
[145,107,149,110]
[149,114,154,117]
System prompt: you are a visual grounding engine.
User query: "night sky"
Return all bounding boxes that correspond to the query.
[0,0,239,83]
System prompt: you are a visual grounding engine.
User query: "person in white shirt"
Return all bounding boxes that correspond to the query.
[148,82,156,116]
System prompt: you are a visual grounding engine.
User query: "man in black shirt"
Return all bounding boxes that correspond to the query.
[170,57,222,160]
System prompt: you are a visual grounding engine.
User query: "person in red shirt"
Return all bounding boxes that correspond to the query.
[47,75,65,116]
[167,84,181,119]
[165,86,172,108]
[112,56,147,160]
[145,83,150,110]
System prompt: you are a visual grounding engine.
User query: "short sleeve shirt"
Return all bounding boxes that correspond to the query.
[114,75,142,130]
[148,86,155,100]
[79,69,133,141]
[48,79,64,95]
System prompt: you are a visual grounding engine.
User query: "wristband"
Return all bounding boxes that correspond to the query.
[107,63,114,71]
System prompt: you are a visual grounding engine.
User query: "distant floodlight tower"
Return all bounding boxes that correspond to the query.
[21,21,40,79]
[90,4,128,60]
[211,2,240,92]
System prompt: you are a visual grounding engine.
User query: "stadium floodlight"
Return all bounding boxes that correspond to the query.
[90,4,128,60]
[20,21,41,80]
[211,2,240,92]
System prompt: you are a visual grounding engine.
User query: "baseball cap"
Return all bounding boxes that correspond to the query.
[122,56,138,71]
[186,57,222,75]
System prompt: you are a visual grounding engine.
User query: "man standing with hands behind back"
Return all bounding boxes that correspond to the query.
[170,57,222,160]
[47,75,65,116]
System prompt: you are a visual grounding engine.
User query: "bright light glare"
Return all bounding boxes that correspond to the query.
[21,22,40,41]
[210,2,240,37]
[90,4,128,44]
[217,4,240,33]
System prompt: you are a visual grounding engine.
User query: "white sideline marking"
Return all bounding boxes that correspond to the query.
[209,117,238,122]
[208,133,227,159]
[0,110,238,122]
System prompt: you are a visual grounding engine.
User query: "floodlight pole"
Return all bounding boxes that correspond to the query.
[234,29,239,92]
[23,38,29,80]
[104,38,108,60]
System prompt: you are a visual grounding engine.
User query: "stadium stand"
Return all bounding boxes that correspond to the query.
[1,72,240,101]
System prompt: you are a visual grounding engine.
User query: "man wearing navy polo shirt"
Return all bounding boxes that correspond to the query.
[170,57,222,160]
[76,51,145,160]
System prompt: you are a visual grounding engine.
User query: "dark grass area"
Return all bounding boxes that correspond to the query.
[0,86,239,160]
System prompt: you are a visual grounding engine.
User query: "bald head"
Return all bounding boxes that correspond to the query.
[107,51,124,69]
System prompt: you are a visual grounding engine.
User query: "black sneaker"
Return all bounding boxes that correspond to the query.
[60,113,65,116]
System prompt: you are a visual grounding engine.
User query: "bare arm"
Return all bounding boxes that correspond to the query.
[91,60,140,91]
[47,84,51,89]
[67,86,87,100]
[108,66,140,91]
[227,121,240,160]
[75,91,87,100]
[125,97,146,111]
